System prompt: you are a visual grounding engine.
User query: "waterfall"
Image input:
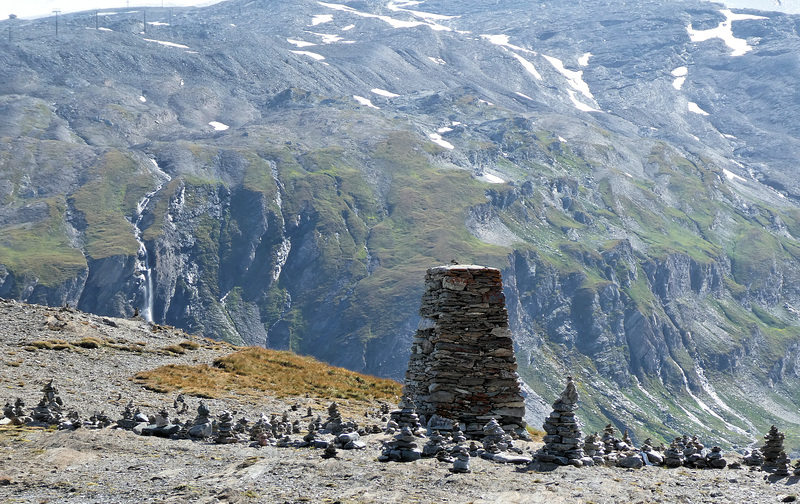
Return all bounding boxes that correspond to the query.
[132,159,171,322]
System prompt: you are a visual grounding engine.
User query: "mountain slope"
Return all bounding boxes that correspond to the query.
[3,0,800,450]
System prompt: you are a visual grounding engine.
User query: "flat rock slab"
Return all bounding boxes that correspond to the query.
[479,452,532,464]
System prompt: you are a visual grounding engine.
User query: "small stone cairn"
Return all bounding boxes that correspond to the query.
[481,418,512,454]
[403,265,527,438]
[450,445,471,473]
[761,425,785,471]
[32,380,63,424]
[743,447,764,467]
[378,425,422,462]
[583,432,604,465]
[189,401,213,438]
[537,377,585,467]
[214,410,238,444]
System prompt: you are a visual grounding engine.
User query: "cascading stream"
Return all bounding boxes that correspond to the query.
[131,159,171,323]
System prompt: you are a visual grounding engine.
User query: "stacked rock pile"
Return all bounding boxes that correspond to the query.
[388,399,424,435]
[378,425,423,462]
[189,402,213,438]
[481,418,512,454]
[537,377,584,466]
[450,445,471,473]
[707,446,727,469]
[743,448,764,467]
[31,380,63,424]
[761,425,785,470]
[641,439,664,465]
[403,265,527,438]
[214,410,238,444]
[775,451,792,477]
[423,431,449,458]
[583,433,604,465]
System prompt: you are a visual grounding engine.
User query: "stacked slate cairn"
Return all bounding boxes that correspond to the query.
[774,452,791,477]
[707,446,727,469]
[189,402,213,438]
[32,380,63,424]
[214,410,238,444]
[761,425,785,471]
[378,425,423,462]
[387,399,425,436]
[537,377,585,467]
[583,433,604,465]
[403,265,527,438]
[641,438,664,466]
[683,436,707,468]
[422,430,448,458]
[480,418,531,464]
[743,448,764,467]
[142,408,180,437]
[450,445,471,473]
[117,401,139,430]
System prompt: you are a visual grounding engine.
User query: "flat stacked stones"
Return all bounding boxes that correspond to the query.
[481,418,511,453]
[32,380,63,424]
[403,265,527,438]
[388,399,424,435]
[214,410,238,444]
[775,451,792,477]
[422,431,448,458]
[450,445,471,473]
[378,426,422,462]
[663,438,685,468]
[538,377,584,466]
[707,446,727,469]
[743,447,764,467]
[188,402,213,438]
[762,425,785,470]
[583,433,604,465]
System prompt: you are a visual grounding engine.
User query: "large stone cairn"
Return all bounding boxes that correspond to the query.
[761,425,785,470]
[538,377,584,466]
[403,265,527,438]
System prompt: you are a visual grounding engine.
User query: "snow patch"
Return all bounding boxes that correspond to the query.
[510,52,542,80]
[387,0,459,22]
[307,31,345,43]
[437,127,453,133]
[353,95,380,109]
[428,133,454,150]
[543,54,594,100]
[480,34,534,54]
[428,56,446,65]
[144,38,190,49]
[480,173,505,184]
[342,24,355,31]
[290,50,326,61]
[139,96,146,103]
[318,1,451,31]
[209,121,229,131]
[722,133,736,139]
[687,9,767,57]
[673,76,687,90]
[516,92,534,101]
[147,21,169,26]
[723,168,746,182]
[371,88,400,98]
[672,66,688,77]
[558,136,567,143]
[287,38,316,47]
[312,14,333,25]
[98,27,113,31]
[688,101,710,115]
[567,89,601,113]
[578,52,592,66]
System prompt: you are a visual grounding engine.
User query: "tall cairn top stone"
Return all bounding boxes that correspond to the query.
[403,265,527,438]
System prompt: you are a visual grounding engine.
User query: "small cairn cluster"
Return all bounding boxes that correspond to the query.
[537,377,585,467]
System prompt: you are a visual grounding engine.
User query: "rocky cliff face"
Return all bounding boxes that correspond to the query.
[4,0,800,449]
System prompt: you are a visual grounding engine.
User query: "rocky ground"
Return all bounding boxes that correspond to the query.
[1,299,799,504]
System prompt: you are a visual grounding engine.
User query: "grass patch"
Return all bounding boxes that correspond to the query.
[133,346,401,402]
[75,337,104,349]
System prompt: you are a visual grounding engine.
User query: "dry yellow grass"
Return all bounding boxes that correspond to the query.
[133,346,401,404]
